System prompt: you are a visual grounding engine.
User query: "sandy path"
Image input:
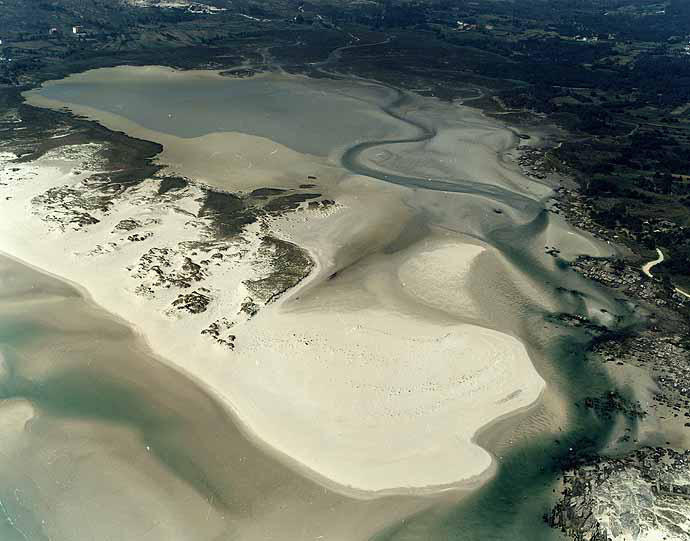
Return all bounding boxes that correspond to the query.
[641,248,690,299]
[642,248,665,278]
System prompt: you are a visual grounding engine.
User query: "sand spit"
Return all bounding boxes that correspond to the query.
[0,143,544,494]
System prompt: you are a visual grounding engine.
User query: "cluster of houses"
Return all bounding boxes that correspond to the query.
[455,20,478,32]
[45,25,87,38]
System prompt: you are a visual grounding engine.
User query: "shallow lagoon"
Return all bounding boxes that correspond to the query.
[34,67,408,157]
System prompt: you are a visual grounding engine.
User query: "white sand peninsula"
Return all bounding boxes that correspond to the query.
[0,149,542,494]
[6,69,546,494]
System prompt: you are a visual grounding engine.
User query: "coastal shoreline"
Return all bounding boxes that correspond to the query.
[3,4,690,539]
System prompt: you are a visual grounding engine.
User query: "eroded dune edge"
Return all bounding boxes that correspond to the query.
[0,66,546,495]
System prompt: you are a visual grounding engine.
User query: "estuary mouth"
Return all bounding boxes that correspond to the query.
[1,8,688,536]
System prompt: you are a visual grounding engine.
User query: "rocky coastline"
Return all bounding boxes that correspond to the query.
[546,447,690,541]
[516,140,690,540]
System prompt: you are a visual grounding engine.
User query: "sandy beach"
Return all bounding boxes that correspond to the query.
[0,254,432,541]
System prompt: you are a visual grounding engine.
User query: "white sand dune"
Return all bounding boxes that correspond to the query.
[397,239,485,319]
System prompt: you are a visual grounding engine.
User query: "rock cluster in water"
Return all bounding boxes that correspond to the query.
[547,447,690,541]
